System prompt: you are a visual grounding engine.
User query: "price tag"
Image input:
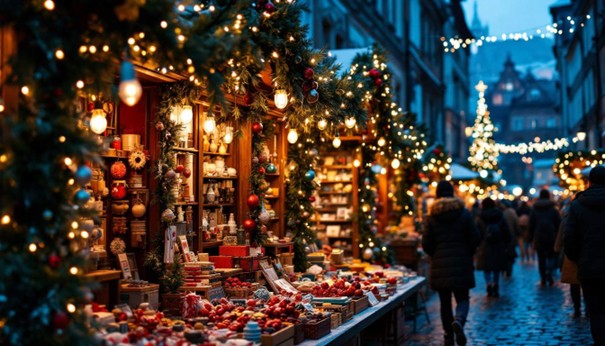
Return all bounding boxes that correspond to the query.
[303,303,314,312]
[366,291,380,306]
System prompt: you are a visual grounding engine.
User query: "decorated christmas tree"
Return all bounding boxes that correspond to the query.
[468,81,499,178]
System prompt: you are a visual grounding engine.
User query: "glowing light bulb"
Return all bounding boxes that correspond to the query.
[317,119,328,131]
[332,134,341,148]
[344,116,356,129]
[203,114,216,134]
[577,131,587,141]
[89,109,107,134]
[274,89,288,109]
[353,159,361,168]
[1,215,10,225]
[287,128,298,144]
[223,126,234,144]
[69,267,78,275]
[0,97,5,113]
[180,105,193,124]
[67,303,76,313]
[118,60,143,106]
[391,158,401,169]
[480,170,488,178]
[44,0,55,10]
[377,137,386,147]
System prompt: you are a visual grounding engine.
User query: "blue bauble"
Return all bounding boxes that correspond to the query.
[74,166,93,186]
[75,189,91,205]
[266,163,277,174]
[304,169,316,180]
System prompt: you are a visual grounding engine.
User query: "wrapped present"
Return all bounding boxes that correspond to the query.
[181,293,201,319]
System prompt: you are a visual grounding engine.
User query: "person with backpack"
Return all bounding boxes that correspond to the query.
[476,198,511,297]
[517,201,532,262]
[423,181,481,346]
[529,189,561,286]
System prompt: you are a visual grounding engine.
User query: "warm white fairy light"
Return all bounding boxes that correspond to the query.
[287,128,298,144]
[317,119,327,131]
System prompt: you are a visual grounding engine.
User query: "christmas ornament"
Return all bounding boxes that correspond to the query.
[75,189,91,205]
[259,153,268,163]
[175,164,185,174]
[74,166,93,186]
[90,227,103,241]
[48,254,61,269]
[363,247,373,260]
[260,225,267,233]
[161,208,176,222]
[433,148,442,155]
[264,1,276,13]
[110,181,127,200]
[128,150,147,170]
[304,169,316,181]
[252,157,260,164]
[110,238,126,255]
[252,122,263,134]
[155,121,165,131]
[244,92,254,106]
[258,209,270,224]
[374,78,383,87]
[246,194,260,209]
[295,55,303,64]
[308,148,319,157]
[304,68,314,80]
[368,68,381,79]
[53,311,70,330]
[183,168,192,178]
[258,166,266,174]
[110,161,127,179]
[165,169,176,180]
[307,89,319,104]
[42,210,53,221]
[266,163,277,174]
[243,219,256,232]
[309,196,316,203]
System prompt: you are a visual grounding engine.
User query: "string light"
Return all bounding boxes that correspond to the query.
[179,105,193,124]
[344,116,356,129]
[44,0,55,10]
[317,119,327,131]
[287,128,298,144]
[203,113,216,134]
[332,131,341,148]
[274,89,288,109]
[118,59,143,106]
[89,109,107,134]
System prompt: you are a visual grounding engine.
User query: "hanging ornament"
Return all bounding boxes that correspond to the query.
[252,122,263,134]
[259,153,268,163]
[175,164,185,174]
[165,169,176,180]
[260,225,268,233]
[244,92,254,106]
[266,163,277,174]
[259,166,266,174]
[363,247,374,260]
[53,311,70,330]
[309,196,316,203]
[183,168,192,178]
[308,148,319,157]
[259,209,270,224]
[75,189,91,205]
[295,55,303,64]
[155,121,165,131]
[243,219,256,232]
[252,156,260,164]
[374,78,383,87]
[43,210,53,221]
[368,68,381,79]
[304,68,314,80]
[264,1,276,13]
[110,161,127,179]
[304,169,316,181]
[306,89,319,104]
[48,254,61,269]
[118,59,143,106]
[74,166,93,186]
[246,194,260,209]
[161,208,176,222]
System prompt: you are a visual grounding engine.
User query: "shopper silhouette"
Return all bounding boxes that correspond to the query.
[476,198,510,297]
[529,189,561,286]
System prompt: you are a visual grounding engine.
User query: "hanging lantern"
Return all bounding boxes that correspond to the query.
[118,59,143,106]
[391,158,401,169]
[274,89,288,109]
[180,105,193,124]
[317,119,327,131]
[223,126,234,144]
[287,128,298,144]
[344,116,356,129]
[89,108,107,134]
[203,113,216,134]
[332,132,341,149]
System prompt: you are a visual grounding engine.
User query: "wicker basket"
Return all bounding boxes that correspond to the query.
[224,283,259,298]
[293,323,305,345]
[352,295,369,314]
[303,317,331,339]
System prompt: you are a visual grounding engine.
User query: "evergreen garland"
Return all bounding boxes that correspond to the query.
[422,144,452,184]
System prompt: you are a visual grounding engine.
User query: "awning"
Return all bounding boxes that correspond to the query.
[451,163,479,181]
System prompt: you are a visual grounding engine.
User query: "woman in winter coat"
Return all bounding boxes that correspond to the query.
[517,201,532,262]
[529,189,561,286]
[476,198,511,297]
[423,181,480,346]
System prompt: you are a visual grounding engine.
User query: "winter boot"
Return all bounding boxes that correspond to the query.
[451,320,467,346]
[486,284,493,297]
[493,284,499,297]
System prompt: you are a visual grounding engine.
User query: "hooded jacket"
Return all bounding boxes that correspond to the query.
[475,207,511,271]
[529,198,561,252]
[422,198,481,290]
[564,185,605,280]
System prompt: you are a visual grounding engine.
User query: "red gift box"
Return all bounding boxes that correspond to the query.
[219,245,250,257]
[209,255,234,268]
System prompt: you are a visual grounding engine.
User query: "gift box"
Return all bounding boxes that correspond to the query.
[219,245,250,257]
[181,293,201,319]
[209,255,234,268]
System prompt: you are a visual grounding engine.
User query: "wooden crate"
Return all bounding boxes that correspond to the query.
[303,317,331,339]
[352,295,369,314]
[260,323,295,346]
[120,283,160,310]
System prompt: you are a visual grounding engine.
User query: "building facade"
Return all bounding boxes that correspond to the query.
[551,0,605,149]
[301,0,472,154]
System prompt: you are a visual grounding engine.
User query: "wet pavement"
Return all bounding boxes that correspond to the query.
[406,259,593,345]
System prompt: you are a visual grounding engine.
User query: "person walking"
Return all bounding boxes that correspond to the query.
[565,166,605,345]
[475,198,510,297]
[517,201,532,262]
[529,189,561,286]
[500,200,519,277]
[423,181,481,346]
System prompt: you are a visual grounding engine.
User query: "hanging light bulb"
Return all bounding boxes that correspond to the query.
[223,126,234,144]
[274,89,288,109]
[203,113,216,134]
[118,59,143,106]
[0,97,5,113]
[391,158,401,169]
[317,119,328,131]
[287,128,298,144]
[576,131,587,141]
[332,132,341,148]
[344,116,356,129]
[89,108,107,134]
[180,105,193,124]
[377,137,386,147]
[353,159,361,168]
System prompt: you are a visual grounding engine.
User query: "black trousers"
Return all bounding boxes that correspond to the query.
[570,284,583,311]
[437,288,470,338]
[582,278,605,346]
[537,249,556,281]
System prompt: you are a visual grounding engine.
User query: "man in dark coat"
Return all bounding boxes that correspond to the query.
[423,181,481,346]
[529,189,561,286]
[565,166,605,346]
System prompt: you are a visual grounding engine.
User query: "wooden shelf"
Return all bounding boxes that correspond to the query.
[327,236,353,240]
[202,151,231,156]
[175,202,198,206]
[323,165,353,169]
[320,180,353,184]
[265,195,279,200]
[316,219,353,223]
[270,217,280,221]
[199,240,223,248]
[265,173,280,177]
[319,191,351,195]
[320,203,350,207]
[202,176,238,180]
[201,203,235,208]
[173,147,199,153]
[100,154,128,159]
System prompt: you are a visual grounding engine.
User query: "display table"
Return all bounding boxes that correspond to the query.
[298,277,426,346]
[85,270,122,308]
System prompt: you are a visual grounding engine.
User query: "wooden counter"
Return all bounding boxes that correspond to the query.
[85,269,122,308]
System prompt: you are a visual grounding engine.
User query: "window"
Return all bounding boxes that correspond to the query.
[505,82,514,91]
[529,89,541,100]
[546,118,557,128]
[492,94,503,105]
[512,117,524,131]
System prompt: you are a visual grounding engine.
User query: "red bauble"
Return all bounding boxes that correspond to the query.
[308,196,316,203]
[243,219,256,232]
[244,92,254,106]
[183,168,192,178]
[175,165,185,174]
[252,122,263,134]
[368,68,381,79]
[48,254,61,269]
[304,68,314,80]
[264,1,276,13]
[259,166,266,174]
[374,78,383,87]
[259,153,268,163]
[247,194,260,209]
[53,311,70,330]
[432,148,442,155]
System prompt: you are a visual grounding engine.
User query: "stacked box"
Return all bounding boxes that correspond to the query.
[219,245,250,257]
[209,255,234,268]
[233,256,262,272]
[182,262,222,288]
[120,283,160,310]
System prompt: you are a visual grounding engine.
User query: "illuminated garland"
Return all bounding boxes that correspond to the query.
[554,150,605,191]
[422,145,452,184]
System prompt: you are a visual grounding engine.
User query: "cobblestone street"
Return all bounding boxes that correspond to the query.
[406,260,593,345]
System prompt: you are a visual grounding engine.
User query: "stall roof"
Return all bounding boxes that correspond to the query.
[451,163,479,181]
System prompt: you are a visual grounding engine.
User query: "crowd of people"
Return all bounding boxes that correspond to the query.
[421,166,605,346]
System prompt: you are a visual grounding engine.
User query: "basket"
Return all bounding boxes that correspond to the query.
[303,317,331,339]
[293,323,305,345]
[314,301,354,322]
[352,295,369,314]
[224,283,259,298]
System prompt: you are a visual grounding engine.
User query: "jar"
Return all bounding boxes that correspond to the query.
[111,201,129,215]
[112,135,122,150]
[203,136,210,152]
[218,141,227,155]
[111,180,127,200]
